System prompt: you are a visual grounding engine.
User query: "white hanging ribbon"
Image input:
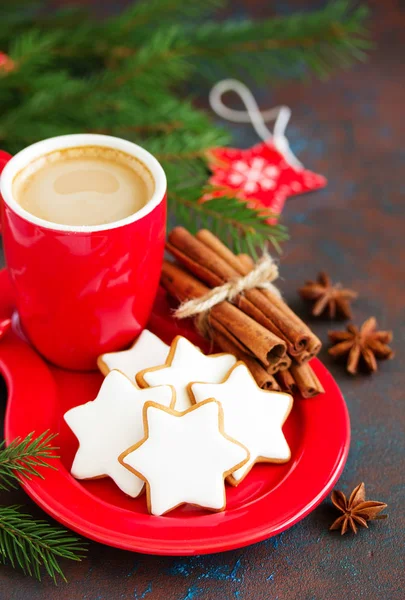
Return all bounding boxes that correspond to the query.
[209,79,303,170]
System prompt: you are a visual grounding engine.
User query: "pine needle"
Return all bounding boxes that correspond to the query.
[0,505,86,583]
[169,189,289,257]
[0,431,58,491]
[0,431,87,582]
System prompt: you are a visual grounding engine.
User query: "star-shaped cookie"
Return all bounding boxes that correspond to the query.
[120,399,249,516]
[136,336,236,411]
[64,370,175,497]
[190,362,293,484]
[97,329,169,383]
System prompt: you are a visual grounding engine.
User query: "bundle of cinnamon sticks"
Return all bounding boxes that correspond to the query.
[161,227,324,398]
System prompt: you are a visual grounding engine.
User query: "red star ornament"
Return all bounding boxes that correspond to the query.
[205,141,327,223]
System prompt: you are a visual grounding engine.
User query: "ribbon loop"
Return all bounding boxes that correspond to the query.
[209,78,302,170]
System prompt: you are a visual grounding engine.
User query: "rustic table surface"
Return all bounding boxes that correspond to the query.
[0,1,404,599]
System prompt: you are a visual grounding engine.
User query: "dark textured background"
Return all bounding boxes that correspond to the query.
[0,1,404,598]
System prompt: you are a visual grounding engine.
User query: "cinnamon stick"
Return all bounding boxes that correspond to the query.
[238,254,254,270]
[161,261,287,370]
[289,362,325,398]
[196,228,321,361]
[276,369,298,395]
[167,230,296,355]
[269,353,291,374]
[238,253,321,360]
[168,227,321,363]
[213,330,281,391]
[197,229,322,360]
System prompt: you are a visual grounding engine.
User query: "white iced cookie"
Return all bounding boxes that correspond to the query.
[190,362,293,485]
[120,399,249,516]
[64,370,175,497]
[136,335,237,411]
[97,329,169,383]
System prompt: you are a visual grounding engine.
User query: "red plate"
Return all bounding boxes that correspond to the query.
[0,269,350,555]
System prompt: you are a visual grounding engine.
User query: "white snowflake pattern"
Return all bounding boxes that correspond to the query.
[227,157,280,194]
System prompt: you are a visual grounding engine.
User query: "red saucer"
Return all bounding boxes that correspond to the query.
[0,269,350,555]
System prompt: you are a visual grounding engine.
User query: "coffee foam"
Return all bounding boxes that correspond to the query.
[12,146,155,227]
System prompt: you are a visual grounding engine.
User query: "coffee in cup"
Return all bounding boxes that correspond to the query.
[12,145,154,226]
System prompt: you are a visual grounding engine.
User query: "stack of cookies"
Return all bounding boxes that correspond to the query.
[64,330,293,516]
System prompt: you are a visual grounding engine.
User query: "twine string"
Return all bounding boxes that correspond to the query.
[174,253,281,338]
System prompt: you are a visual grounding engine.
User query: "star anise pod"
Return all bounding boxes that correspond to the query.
[330,482,388,535]
[298,271,358,319]
[328,317,394,374]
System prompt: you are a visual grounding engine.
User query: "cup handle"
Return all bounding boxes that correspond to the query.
[0,150,13,234]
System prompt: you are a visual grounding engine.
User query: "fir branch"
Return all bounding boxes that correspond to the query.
[104,25,194,91]
[93,120,185,136]
[110,0,225,32]
[169,189,288,257]
[145,129,230,162]
[0,432,86,582]
[164,157,214,192]
[0,1,370,87]
[8,29,59,74]
[89,98,214,138]
[0,505,86,582]
[93,2,370,89]
[0,431,58,491]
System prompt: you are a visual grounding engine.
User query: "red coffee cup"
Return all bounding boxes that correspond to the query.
[0,134,167,370]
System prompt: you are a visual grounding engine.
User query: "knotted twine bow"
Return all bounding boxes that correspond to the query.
[174,253,281,339]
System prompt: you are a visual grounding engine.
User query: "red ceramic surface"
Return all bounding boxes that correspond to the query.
[0,137,166,370]
[0,270,350,555]
[0,151,11,235]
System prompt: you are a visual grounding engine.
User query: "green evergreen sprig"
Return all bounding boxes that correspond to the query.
[170,188,288,256]
[0,432,86,582]
[0,431,58,491]
[0,505,86,582]
[0,0,370,253]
